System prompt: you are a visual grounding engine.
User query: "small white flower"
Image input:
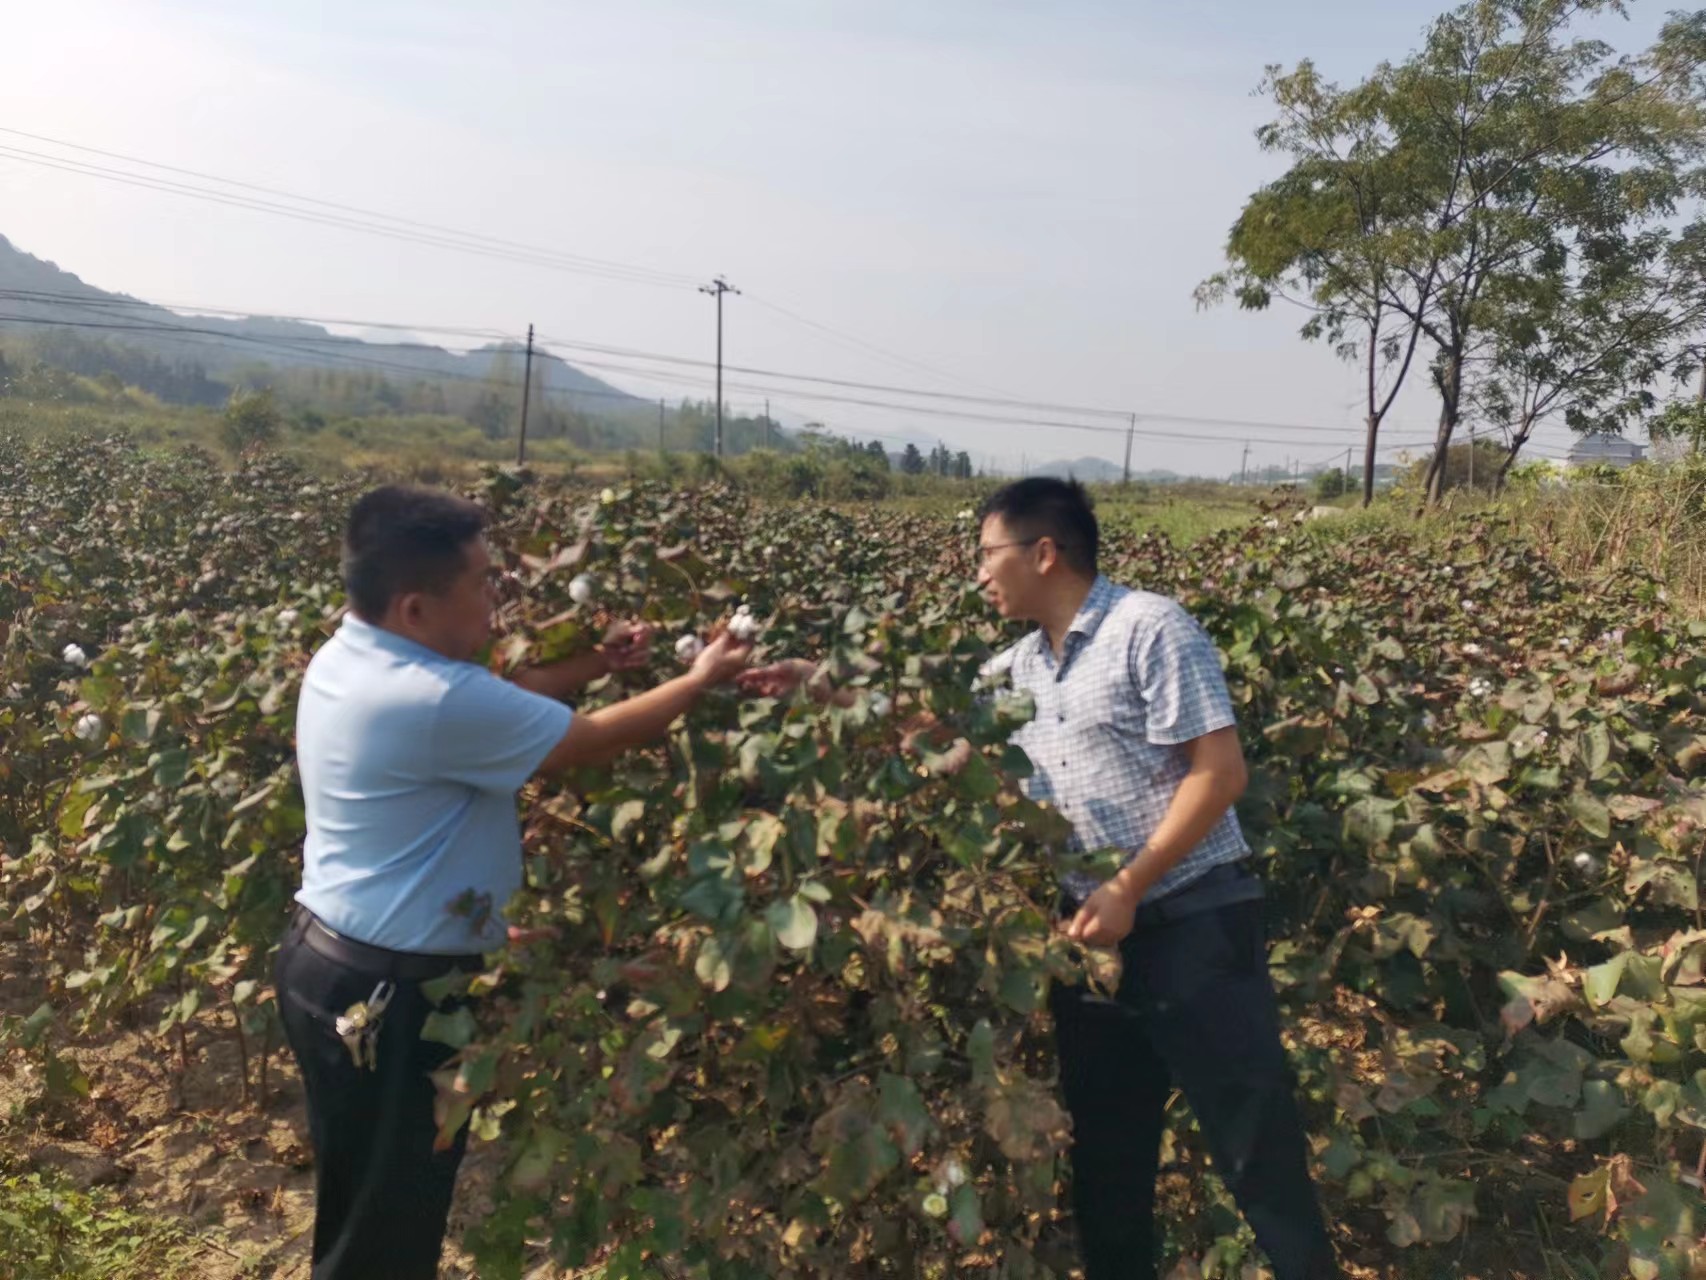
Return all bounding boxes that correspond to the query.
[568,574,596,605]
[1572,852,1602,875]
[62,644,88,668]
[922,1192,949,1219]
[1468,678,1493,699]
[1534,729,1550,747]
[277,609,300,628]
[73,712,103,742]
[868,691,893,718]
[599,488,617,505]
[956,509,974,521]
[675,633,705,661]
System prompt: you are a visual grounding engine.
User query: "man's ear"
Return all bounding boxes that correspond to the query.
[1034,536,1060,576]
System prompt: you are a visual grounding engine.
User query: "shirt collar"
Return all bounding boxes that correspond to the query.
[339,611,454,667]
[1030,575,1118,664]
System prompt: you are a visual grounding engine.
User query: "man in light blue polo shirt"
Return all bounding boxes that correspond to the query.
[275,484,752,1280]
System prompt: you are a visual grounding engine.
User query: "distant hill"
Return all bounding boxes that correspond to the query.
[1029,456,1194,484]
[0,232,648,416]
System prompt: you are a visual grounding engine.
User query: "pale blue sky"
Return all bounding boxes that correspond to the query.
[0,1,1673,474]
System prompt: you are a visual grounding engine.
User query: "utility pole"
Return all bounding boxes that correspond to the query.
[1240,442,1250,486]
[1467,424,1475,490]
[658,398,666,454]
[698,276,740,457]
[1121,413,1136,486]
[764,397,771,449]
[516,323,534,466]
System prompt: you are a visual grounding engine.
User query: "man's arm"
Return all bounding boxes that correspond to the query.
[537,632,749,772]
[1064,727,1248,947]
[511,621,654,701]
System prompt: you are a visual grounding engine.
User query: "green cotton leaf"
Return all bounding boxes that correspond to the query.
[1343,796,1397,849]
[876,1073,933,1156]
[1584,722,1613,779]
[509,1126,564,1193]
[610,800,646,843]
[422,1006,479,1049]
[967,1020,996,1089]
[1458,742,1511,786]
[1574,1080,1628,1140]
[766,896,818,953]
[1567,792,1611,840]
[948,1184,984,1246]
[1372,636,1405,662]
[695,933,733,992]
[1627,862,1699,911]
[1584,955,1628,1009]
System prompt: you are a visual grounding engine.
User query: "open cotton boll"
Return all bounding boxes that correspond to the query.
[675,634,705,661]
[62,643,88,668]
[728,608,763,642]
[868,691,893,718]
[568,574,596,605]
[74,713,103,742]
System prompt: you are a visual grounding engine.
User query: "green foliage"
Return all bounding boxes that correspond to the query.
[1313,467,1350,501]
[0,1168,195,1280]
[1,432,1703,1276]
[219,386,282,453]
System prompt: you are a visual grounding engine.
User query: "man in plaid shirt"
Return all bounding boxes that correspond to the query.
[976,478,1336,1280]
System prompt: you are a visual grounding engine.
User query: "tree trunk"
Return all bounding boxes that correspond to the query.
[1423,355,1463,506]
[1496,413,1538,491]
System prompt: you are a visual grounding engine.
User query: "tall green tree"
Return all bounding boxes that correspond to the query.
[1203,0,1706,506]
[900,443,925,474]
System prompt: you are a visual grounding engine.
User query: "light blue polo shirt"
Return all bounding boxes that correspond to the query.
[295,613,573,954]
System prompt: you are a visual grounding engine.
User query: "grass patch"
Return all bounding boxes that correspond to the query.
[0,1168,201,1280]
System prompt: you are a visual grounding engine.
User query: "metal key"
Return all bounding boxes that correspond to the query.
[335,980,396,1070]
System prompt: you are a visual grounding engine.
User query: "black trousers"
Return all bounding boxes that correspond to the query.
[274,914,479,1280]
[1051,897,1338,1280]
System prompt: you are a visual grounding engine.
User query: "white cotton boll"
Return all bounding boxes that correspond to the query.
[943,1159,967,1188]
[599,488,617,505]
[956,509,974,521]
[1261,517,1280,531]
[73,712,103,742]
[1461,598,1477,613]
[1573,852,1602,875]
[728,608,763,643]
[868,691,893,718]
[1461,643,1483,657]
[568,574,596,605]
[277,609,300,628]
[1468,678,1493,699]
[675,634,705,662]
[62,644,87,668]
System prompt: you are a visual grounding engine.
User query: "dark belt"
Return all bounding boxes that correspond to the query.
[289,906,484,981]
[1134,860,1264,930]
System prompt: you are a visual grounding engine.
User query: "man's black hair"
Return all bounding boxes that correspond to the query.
[977,476,1098,575]
[342,485,488,620]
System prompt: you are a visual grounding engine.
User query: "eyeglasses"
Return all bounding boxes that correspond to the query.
[975,537,1043,563]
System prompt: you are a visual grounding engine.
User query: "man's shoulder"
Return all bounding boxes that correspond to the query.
[302,626,463,706]
[1100,585,1194,636]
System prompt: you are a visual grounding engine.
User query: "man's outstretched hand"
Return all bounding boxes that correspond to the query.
[736,658,817,699]
[598,620,655,672]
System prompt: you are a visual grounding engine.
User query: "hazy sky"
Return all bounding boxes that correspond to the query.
[0,0,1674,475]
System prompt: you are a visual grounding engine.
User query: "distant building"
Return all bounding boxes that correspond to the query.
[1567,435,1646,469]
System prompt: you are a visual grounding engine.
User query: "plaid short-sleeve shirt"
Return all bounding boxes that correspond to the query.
[1003,575,1250,905]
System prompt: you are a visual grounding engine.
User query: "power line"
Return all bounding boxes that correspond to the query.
[0,141,698,290]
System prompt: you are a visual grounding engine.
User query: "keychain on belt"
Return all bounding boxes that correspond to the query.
[335,980,396,1070]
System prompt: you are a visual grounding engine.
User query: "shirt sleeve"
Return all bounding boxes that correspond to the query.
[1129,603,1238,746]
[433,667,574,793]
